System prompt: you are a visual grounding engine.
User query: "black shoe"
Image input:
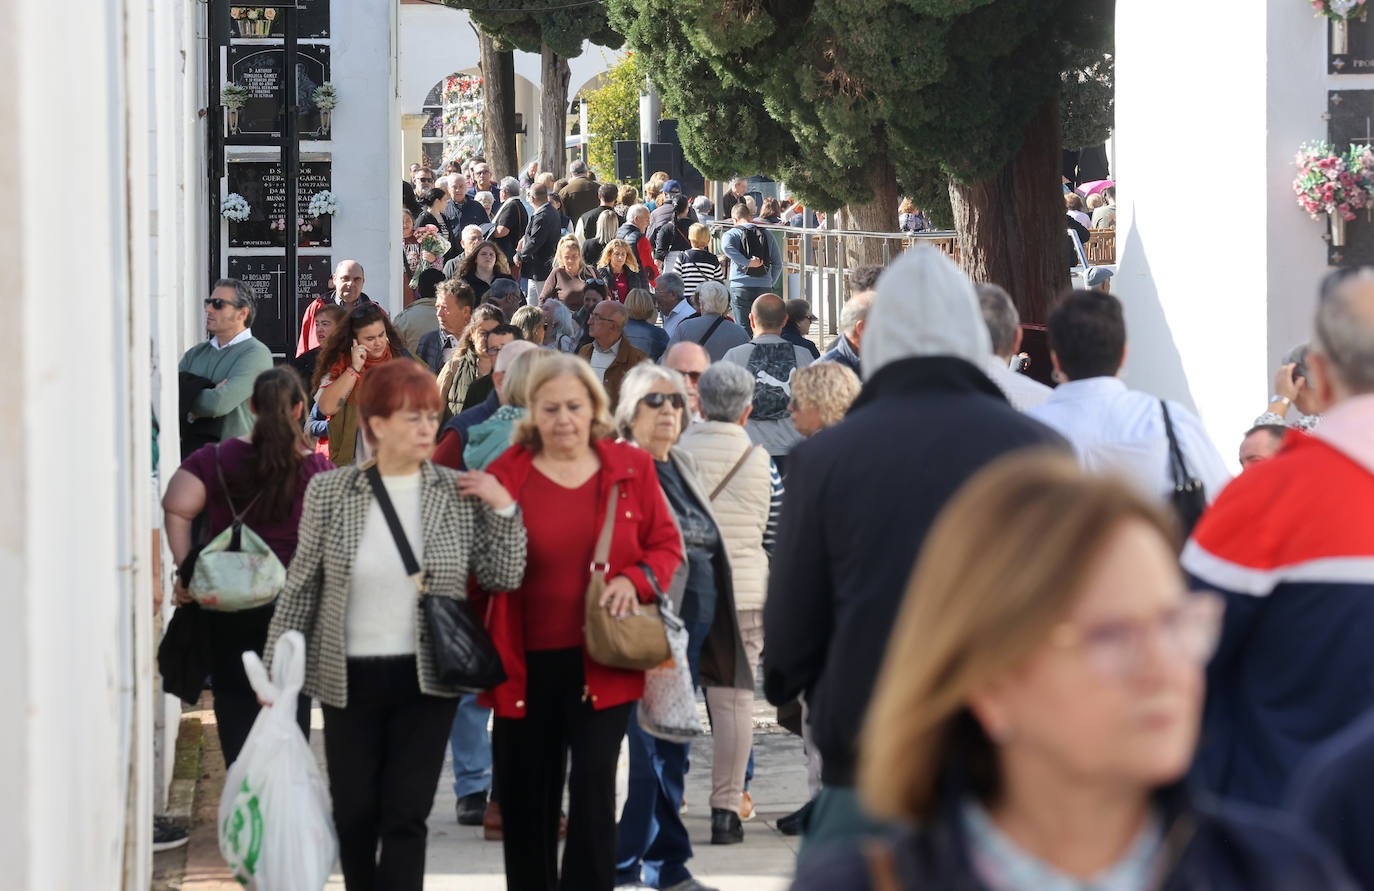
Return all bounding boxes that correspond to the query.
[152,816,189,852]
[456,791,488,826]
[776,798,814,837]
[710,807,743,845]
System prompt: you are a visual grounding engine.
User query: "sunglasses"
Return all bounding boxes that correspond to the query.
[204,297,242,310]
[677,370,702,383]
[416,177,434,184]
[640,392,686,410]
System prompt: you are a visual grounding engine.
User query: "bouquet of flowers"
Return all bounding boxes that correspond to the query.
[221,193,251,222]
[308,190,338,217]
[1313,0,1368,21]
[221,82,251,110]
[1293,141,1373,220]
[312,83,338,112]
[409,225,450,288]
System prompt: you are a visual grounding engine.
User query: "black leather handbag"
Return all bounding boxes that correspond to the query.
[1161,400,1207,537]
[365,465,507,693]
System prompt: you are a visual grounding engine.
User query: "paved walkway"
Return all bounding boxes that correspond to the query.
[167,689,806,890]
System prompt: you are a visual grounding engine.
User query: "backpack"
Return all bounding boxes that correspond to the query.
[746,341,799,420]
[189,444,287,612]
[740,224,772,276]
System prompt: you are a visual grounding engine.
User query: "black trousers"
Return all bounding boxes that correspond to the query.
[493,648,632,891]
[206,603,310,765]
[322,656,459,891]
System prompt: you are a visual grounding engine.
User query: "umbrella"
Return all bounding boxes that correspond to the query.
[1077,179,1115,196]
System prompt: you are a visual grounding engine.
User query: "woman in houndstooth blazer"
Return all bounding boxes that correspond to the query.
[265,360,526,891]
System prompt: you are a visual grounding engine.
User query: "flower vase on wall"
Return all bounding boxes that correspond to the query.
[1331,211,1347,247]
[1334,18,1350,55]
[319,110,330,136]
[228,108,240,134]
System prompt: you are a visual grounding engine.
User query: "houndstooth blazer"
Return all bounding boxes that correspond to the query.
[264,460,527,708]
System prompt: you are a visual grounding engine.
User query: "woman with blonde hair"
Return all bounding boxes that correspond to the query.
[793,452,1352,889]
[622,288,669,360]
[788,363,860,436]
[614,184,639,220]
[674,222,725,304]
[480,355,684,891]
[582,206,620,270]
[643,171,670,210]
[538,234,595,309]
[596,237,650,302]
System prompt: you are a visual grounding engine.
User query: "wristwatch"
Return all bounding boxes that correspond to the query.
[1269,394,1291,406]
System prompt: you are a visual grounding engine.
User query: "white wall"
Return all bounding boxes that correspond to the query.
[1115,0,1340,465]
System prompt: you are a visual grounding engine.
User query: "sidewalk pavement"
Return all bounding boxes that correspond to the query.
[170,689,808,890]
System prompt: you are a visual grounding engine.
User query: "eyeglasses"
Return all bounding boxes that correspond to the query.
[640,392,686,411]
[676,370,703,383]
[1048,593,1224,679]
[416,177,434,184]
[204,298,242,310]
[590,313,619,325]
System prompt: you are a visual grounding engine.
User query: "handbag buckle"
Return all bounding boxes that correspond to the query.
[589,561,610,574]
[411,572,428,595]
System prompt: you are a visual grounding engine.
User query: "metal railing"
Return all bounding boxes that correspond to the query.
[701,220,960,344]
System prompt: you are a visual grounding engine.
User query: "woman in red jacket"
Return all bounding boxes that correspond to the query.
[481,353,682,891]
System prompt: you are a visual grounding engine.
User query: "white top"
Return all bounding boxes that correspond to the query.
[210,328,253,350]
[345,470,423,657]
[1027,377,1232,504]
[589,337,620,382]
[660,300,695,339]
[983,355,1052,412]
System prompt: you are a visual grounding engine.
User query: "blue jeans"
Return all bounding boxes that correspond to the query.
[616,620,710,888]
[730,284,772,336]
[448,694,492,799]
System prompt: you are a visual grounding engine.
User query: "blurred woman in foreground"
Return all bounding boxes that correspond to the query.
[793,452,1354,890]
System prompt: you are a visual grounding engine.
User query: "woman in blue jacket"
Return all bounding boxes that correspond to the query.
[794,452,1354,890]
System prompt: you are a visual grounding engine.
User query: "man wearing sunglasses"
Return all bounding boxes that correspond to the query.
[177,278,273,447]
[577,300,649,406]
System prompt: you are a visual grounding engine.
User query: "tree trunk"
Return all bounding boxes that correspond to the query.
[539,45,571,181]
[843,150,899,271]
[948,98,1068,326]
[478,28,516,179]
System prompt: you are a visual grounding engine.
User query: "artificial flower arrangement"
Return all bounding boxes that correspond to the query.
[221,82,251,110]
[307,190,338,218]
[221,193,251,222]
[1293,142,1373,221]
[1313,0,1368,21]
[312,83,338,112]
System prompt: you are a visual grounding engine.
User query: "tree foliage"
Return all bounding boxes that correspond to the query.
[582,53,645,188]
[607,0,1112,212]
[444,0,623,59]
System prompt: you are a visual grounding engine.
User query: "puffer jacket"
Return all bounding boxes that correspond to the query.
[676,421,773,611]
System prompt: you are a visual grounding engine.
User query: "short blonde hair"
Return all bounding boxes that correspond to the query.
[618,185,638,207]
[644,171,669,201]
[1086,193,1104,211]
[511,354,615,451]
[859,452,1180,822]
[688,223,711,249]
[899,197,917,215]
[790,363,861,429]
[598,238,640,272]
[625,288,656,322]
[554,234,583,273]
[501,346,558,408]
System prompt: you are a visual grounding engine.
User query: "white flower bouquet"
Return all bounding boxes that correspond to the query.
[308,191,338,218]
[221,193,251,222]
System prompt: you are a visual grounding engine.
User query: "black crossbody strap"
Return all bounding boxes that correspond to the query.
[1160,400,1192,485]
[698,314,727,346]
[364,464,425,594]
[710,444,758,501]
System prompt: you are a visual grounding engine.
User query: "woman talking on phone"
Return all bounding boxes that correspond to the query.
[312,303,414,466]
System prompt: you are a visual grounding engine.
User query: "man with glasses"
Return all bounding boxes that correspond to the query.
[465,162,500,203]
[577,300,648,406]
[662,342,710,422]
[653,272,695,340]
[178,278,273,445]
[412,167,435,197]
[460,323,524,412]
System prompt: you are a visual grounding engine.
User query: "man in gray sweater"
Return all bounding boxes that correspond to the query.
[177,278,273,441]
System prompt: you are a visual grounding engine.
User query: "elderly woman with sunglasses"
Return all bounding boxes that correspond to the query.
[793,452,1354,890]
[612,363,753,890]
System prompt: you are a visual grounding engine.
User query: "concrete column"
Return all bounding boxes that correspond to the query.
[402,112,429,176]
[1114,0,1330,466]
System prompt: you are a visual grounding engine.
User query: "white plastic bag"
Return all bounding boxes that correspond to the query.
[637,601,705,743]
[219,631,337,890]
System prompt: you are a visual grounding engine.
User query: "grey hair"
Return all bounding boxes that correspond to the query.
[543,299,576,343]
[500,176,521,197]
[596,207,620,242]
[696,280,731,315]
[838,291,873,335]
[1281,342,1310,381]
[461,224,484,243]
[211,278,258,325]
[698,361,755,423]
[975,283,1020,357]
[693,195,714,215]
[570,158,590,176]
[655,271,684,299]
[629,204,651,223]
[1316,273,1374,393]
[614,363,692,441]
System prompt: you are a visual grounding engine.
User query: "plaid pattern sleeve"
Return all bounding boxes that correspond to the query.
[471,505,527,593]
[264,470,330,675]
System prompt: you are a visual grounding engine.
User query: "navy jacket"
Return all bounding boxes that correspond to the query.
[796,780,1356,890]
[762,356,1064,785]
[781,325,820,360]
[1289,705,1374,890]
[416,328,456,374]
[818,333,859,374]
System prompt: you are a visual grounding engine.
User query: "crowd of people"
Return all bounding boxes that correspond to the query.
[167,152,1374,891]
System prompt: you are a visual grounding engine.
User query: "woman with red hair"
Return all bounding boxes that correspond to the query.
[267,359,528,891]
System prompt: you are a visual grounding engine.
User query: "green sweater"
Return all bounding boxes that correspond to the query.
[178,336,274,441]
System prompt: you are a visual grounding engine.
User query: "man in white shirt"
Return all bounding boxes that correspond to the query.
[975,283,1051,412]
[654,272,695,340]
[1027,290,1231,503]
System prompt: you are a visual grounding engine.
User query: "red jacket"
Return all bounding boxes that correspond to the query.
[477,439,683,717]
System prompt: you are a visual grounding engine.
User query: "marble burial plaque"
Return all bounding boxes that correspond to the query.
[226,159,332,248]
[1330,14,1374,73]
[297,0,330,39]
[226,254,333,355]
[1327,90,1374,153]
[226,44,330,142]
